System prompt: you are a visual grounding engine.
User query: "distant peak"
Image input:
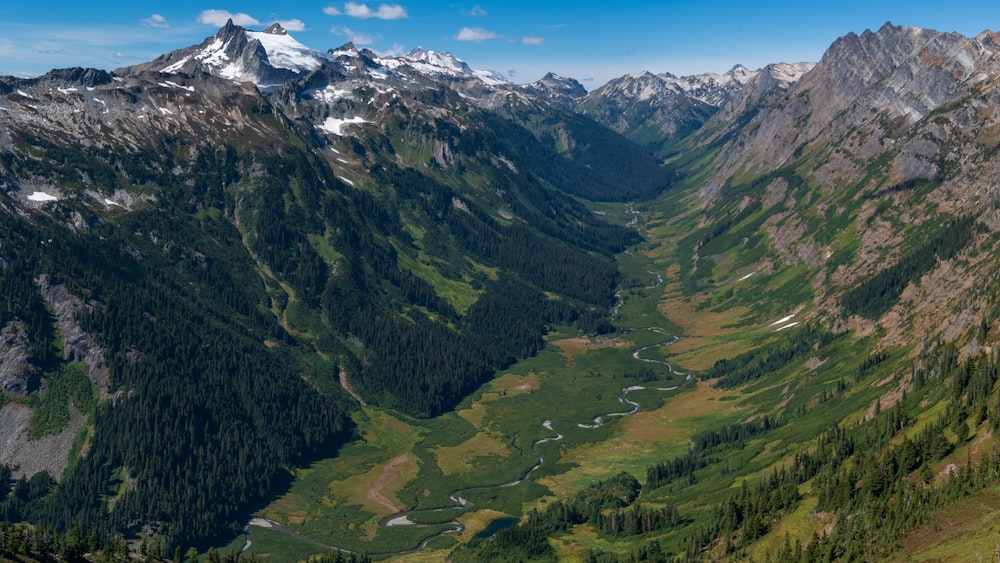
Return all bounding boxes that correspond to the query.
[406,46,428,58]
[405,47,461,63]
[216,18,245,39]
[330,41,359,56]
[627,70,658,80]
[263,23,287,36]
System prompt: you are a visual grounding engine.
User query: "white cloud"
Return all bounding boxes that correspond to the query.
[455,27,498,41]
[141,14,170,28]
[198,10,261,27]
[469,6,488,16]
[325,3,408,20]
[35,43,69,56]
[278,19,307,32]
[522,35,544,46]
[331,26,375,45]
[374,43,406,57]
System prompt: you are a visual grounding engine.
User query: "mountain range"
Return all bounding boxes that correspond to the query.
[1,18,1000,561]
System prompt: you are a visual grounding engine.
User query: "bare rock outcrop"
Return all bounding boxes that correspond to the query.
[0,320,42,395]
[35,275,111,397]
[0,402,84,480]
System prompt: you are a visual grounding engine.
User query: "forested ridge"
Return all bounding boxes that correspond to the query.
[454,318,1000,562]
[0,67,654,555]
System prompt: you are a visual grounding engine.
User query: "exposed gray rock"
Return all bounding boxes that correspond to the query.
[710,23,989,183]
[0,402,83,481]
[0,320,42,395]
[35,275,111,397]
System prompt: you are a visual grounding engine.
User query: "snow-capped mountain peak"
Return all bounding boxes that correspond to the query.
[122,19,330,89]
[396,47,509,86]
[404,47,471,74]
[329,42,361,58]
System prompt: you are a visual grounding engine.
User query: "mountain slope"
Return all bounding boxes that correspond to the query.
[453,22,1000,563]
[6,17,1000,563]
[578,63,813,155]
[674,22,1000,343]
[0,21,671,551]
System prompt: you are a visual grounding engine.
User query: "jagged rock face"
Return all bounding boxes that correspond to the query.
[709,23,996,184]
[0,320,42,395]
[119,20,309,87]
[36,275,110,397]
[578,71,719,149]
[685,22,1000,350]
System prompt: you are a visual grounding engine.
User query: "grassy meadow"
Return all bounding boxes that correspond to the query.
[241,183,998,562]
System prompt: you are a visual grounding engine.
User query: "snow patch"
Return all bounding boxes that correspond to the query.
[195,37,230,67]
[773,322,799,332]
[162,55,193,74]
[473,69,509,86]
[309,85,353,102]
[28,192,59,202]
[737,272,756,282]
[337,176,354,186]
[317,116,369,136]
[247,30,328,73]
[57,87,78,95]
[769,62,815,84]
[160,81,195,92]
[769,314,795,326]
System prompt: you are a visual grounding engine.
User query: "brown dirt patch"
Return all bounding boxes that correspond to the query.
[552,336,632,360]
[488,373,541,397]
[339,370,365,405]
[364,454,412,515]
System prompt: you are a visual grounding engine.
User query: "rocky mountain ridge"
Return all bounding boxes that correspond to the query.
[576,62,814,153]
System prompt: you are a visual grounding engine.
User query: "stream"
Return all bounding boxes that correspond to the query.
[244,222,687,557]
[247,371,690,558]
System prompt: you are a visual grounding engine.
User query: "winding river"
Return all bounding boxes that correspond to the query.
[243,236,687,557]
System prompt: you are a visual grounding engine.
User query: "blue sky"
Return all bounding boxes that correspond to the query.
[2,1,999,88]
